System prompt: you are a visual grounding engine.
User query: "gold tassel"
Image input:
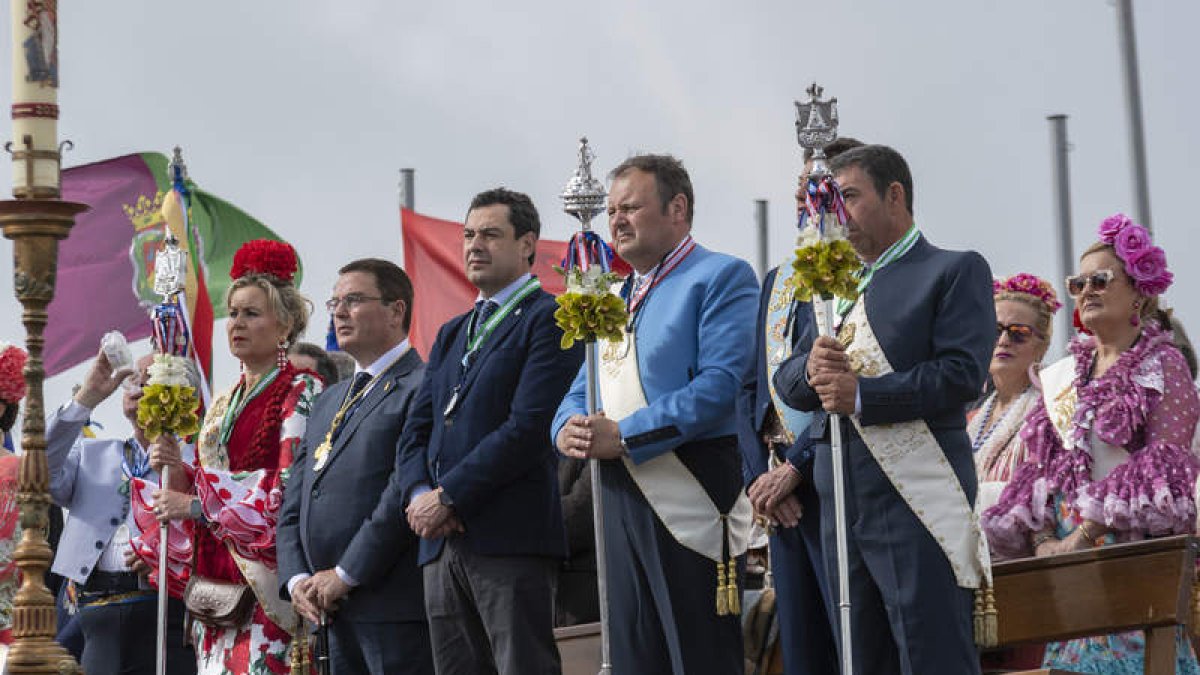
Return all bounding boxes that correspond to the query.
[973,582,998,647]
[715,561,729,616]
[726,556,741,615]
[290,622,311,675]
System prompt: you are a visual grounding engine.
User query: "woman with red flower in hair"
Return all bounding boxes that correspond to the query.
[982,215,1200,673]
[0,343,27,658]
[131,240,322,674]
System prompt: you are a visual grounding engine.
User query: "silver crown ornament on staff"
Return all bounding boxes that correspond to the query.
[791,82,861,675]
[555,137,623,675]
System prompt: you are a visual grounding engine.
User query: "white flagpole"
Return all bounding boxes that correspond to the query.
[155,464,170,675]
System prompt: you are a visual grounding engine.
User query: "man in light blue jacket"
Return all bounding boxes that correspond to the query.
[554,154,758,675]
[46,350,196,675]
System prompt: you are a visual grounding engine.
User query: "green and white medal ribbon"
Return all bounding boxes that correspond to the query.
[459,276,542,367]
[835,225,920,316]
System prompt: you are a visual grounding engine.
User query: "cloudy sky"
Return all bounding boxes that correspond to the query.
[0,0,1196,437]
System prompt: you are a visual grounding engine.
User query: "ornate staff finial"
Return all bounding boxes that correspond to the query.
[152,232,185,301]
[169,146,189,182]
[794,81,840,177]
[560,137,607,231]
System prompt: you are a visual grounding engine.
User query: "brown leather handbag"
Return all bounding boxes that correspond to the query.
[183,576,256,628]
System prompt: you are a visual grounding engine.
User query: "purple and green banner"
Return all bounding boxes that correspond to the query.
[49,152,297,377]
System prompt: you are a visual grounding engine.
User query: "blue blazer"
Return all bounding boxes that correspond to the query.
[736,266,816,488]
[391,288,584,565]
[773,236,994,490]
[553,244,758,464]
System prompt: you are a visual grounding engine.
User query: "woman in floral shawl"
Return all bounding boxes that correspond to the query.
[132,241,322,675]
[981,214,1199,674]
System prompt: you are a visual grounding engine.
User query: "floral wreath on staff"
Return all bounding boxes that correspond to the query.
[789,169,861,302]
[554,232,628,348]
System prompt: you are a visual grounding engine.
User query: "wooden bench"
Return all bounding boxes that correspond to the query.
[991,535,1200,675]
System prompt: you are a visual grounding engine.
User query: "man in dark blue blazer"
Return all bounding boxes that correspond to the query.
[278,258,432,675]
[773,145,994,675]
[384,188,583,675]
[737,139,861,675]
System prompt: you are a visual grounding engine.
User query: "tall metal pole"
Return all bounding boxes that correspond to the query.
[560,138,612,675]
[399,168,416,211]
[755,199,769,279]
[156,465,170,675]
[1115,0,1152,231]
[1047,115,1075,359]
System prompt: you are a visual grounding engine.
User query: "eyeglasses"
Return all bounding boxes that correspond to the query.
[996,322,1041,345]
[325,294,384,312]
[1065,269,1116,297]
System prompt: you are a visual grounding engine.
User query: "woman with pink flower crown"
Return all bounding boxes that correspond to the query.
[970,273,1062,516]
[982,214,1200,673]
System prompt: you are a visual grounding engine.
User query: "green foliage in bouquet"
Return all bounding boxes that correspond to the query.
[554,266,628,349]
[136,383,201,442]
[791,238,862,302]
[555,292,628,349]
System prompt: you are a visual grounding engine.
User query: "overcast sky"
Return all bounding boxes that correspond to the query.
[1,0,1196,438]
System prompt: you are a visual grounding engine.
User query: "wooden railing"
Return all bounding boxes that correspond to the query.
[990,535,1199,675]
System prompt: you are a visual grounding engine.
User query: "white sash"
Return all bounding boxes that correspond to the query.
[597,331,753,564]
[816,298,992,589]
[1039,355,1077,448]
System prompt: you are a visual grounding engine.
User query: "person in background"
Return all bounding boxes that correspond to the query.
[289,341,341,386]
[971,273,1061,515]
[554,456,598,627]
[737,137,861,675]
[44,349,197,675]
[983,214,1199,673]
[0,343,27,662]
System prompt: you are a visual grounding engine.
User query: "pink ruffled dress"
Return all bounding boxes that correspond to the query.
[981,323,1200,673]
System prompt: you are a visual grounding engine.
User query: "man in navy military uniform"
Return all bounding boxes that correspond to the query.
[774,145,994,675]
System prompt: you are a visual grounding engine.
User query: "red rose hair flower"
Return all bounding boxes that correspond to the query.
[230,240,299,283]
[0,343,28,403]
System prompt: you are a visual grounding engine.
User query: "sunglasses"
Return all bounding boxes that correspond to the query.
[1065,269,1116,297]
[996,322,1041,345]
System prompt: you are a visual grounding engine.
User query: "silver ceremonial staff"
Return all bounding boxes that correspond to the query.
[560,138,613,675]
[150,231,185,675]
[795,83,854,675]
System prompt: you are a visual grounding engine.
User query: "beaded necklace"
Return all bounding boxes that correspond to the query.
[971,386,1031,452]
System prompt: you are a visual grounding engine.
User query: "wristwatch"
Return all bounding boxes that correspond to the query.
[189,498,206,523]
[619,437,630,457]
[437,488,455,508]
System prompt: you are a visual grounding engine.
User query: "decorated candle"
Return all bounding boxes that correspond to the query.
[9,0,60,197]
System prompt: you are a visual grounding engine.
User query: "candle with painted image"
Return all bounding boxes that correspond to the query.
[9,0,59,197]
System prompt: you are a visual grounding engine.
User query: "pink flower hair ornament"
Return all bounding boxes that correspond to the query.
[1096,213,1173,296]
[993,272,1062,313]
[0,343,28,404]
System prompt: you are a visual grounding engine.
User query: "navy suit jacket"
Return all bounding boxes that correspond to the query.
[736,266,816,488]
[277,348,427,622]
[389,288,584,565]
[773,235,994,495]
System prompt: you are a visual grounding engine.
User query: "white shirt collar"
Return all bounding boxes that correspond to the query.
[476,272,533,306]
[354,338,411,379]
[632,236,691,285]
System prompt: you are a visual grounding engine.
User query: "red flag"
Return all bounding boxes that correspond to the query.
[400,208,629,357]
